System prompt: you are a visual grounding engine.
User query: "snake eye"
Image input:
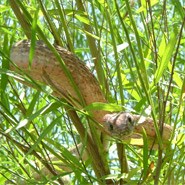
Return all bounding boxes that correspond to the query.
[128,116,132,123]
[109,123,114,131]
[127,115,134,126]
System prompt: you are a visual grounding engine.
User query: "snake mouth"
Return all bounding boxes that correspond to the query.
[109,124,135,138]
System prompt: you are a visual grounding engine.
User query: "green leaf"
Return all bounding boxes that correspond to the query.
[154,32,177,84]
[25,116,62,156]
[142,128,149,177]
[29,6,39,67]
[84,102,123,112]
[16,102,60,130]
[137,0,159,13]
[75,14,90,25]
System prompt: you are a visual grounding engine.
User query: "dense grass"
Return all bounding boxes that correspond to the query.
[0,0,185,184]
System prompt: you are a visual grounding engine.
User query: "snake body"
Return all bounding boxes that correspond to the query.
[10,40,172,145]
[10,40,108,129]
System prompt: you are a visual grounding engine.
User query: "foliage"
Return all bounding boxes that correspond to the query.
[0,0,185,184]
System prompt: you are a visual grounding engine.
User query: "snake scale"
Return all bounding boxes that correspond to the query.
[10,40,172,147]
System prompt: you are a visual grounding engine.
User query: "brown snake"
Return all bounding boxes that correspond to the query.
[10,40,172,147]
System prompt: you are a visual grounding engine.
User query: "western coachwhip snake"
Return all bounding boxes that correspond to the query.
[10,40,173,148]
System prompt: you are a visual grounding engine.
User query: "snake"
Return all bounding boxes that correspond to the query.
[10,40,172,147]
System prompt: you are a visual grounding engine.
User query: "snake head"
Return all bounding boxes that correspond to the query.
[103,112,135,139]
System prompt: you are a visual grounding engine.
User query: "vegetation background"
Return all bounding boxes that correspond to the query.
[0,0,185,184]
